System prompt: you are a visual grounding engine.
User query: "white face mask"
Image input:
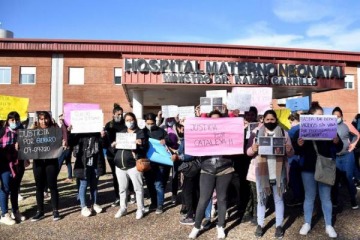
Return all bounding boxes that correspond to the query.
[114,115,123,123]
[337,118,343,124]
[125,121,135,129]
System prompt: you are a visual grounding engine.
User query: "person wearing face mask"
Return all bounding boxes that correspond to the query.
[331,107,359,210]
[103,103,126,207]
[113,112,148,219]
[0,111,26,225]
[247,110,294,238]
[143,113,169,214]
[294,103,343,238]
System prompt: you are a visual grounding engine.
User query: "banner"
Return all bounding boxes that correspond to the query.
[299,115,337,140]
[18,127,63,160]
[184,117,244,156]
[178,106,195,119]
[258,137,286,156]
[70,110,104,133]
[0,95,29,121]
[232,87,272,114]
[63,103,100,126]
[116,133,136,149]
[147,138,173,166]
[286,97,310,111]
[161,105,179,118]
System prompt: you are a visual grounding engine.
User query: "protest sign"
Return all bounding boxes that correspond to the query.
[299,115,337,140]
[63,103,100,126]
[18,127,63,160]
[70,109,104,133]
[258,137,285,156]
[227,92,251,111]
[246,122,259,139]
[323,107,334,115]
[116,133,136,149]
[200,97,223,113]
[161,105,179,118]
[206,90,228,104]
[138,119,146,129]
[184,117,244,156]
[286,96,310,111]
[232,87,272,114]
[178,106,195,119]
[274,109,291,131]
[0,95,29,121]
[147,138,173,166]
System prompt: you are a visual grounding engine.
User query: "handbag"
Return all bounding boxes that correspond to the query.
[312,141,336,186]
[136,158,151,172]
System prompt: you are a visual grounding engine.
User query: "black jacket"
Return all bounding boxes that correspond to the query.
[144,126,167,141]
[114,128,148,170]
[104,120,126,159]
[200,156,233,175]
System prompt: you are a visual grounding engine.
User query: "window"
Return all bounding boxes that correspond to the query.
[20,67,36,84]
[0,67,11,84]
[114,67,122,85]
[69,67,85,85]
[344,75,354,89]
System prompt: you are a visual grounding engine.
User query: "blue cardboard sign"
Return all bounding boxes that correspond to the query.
[147,138,173,166]
[286,97,310,111]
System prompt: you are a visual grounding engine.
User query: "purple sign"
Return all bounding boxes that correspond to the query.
[299,115,337,140]
[63,103,100,126]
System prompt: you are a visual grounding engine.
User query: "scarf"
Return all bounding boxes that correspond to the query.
[256,125,286,205]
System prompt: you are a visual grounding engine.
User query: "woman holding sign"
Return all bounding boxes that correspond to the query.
[294,103,343,238]
[247,110,294,239]
[113,112,148,220]
[0,111,26,225]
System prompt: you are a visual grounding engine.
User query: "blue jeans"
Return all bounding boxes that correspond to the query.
[205,199,212,219]
[79,167,99,208]
[289,158,304,200]
[154,165,171,208]
[0,171,19,216]
[302,171,332,226]
[333,152,357,202]
[58,148,72,179]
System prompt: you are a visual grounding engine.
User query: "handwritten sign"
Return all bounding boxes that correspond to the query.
[227,92,251,111]
[258,137,285,156]
[184,117,244,156]
[232,87,273,114]
[147,138,173,166]
[178,106,195,119]
[18,127,63,160]
[286,97,310,111]
[206,90,228,104]
[70,110,104,133]
[299,115,337,140]
[0,95,29,121]
[161,105,179,118]
[116,133,136,149]
[63,103,100,126]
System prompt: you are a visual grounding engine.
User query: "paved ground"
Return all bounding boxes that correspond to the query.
[1,163,359,240]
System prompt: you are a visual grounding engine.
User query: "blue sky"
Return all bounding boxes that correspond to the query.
[1,0,360,51]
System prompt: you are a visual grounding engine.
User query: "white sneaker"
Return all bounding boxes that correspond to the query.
[325,225,337,238]
[135,209,143,220]
[81,207,91,217]
[93,204,103,214]
[114,208,127,219]
[11,211,26,222]
[18,194,25,201]
[299,223,311,235]
[217,226,226,239]
[188,227,200,239]
[0,213,16,225]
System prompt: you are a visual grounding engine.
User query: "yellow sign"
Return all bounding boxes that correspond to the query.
[274,108,291,131]
[0,95,29,121]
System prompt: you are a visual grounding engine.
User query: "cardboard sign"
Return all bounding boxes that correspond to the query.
[184,117,244,156]
[178,106,195,119]
[299,115,337,140]
[116,133,136,150]
[161,105,179,118]
[286,97,310,111]
[227,92,251,111]
[206,90,228,104]
[18,127,63,160]
[323,107,334,115]
[258,137,286,156]
[147,138,173,166]
[70,110,104,133]
[63,103,100,126]
[232,87,273,114]
[0,95,29,121]
[200,97,223,113]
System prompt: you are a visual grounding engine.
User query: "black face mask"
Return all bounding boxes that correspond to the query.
[264,122,277,131]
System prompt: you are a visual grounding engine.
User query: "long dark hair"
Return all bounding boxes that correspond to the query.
[5,111,20,127]
[308,102,323,115]
[36,111,55,128]
[124,112,138,129]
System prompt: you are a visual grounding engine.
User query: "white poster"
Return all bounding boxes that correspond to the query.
[232,87,273,114]
[206,90,228,104]
[178,106,195,119]
[137,119,146,129]
[200,97,223,113]
[258,137,285,156]
[227,92,251,111]
[161,105,179,118]
[116,133,137,150]
[70,110,104,133]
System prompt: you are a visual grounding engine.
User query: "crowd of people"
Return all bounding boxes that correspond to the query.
[0,102,359,239]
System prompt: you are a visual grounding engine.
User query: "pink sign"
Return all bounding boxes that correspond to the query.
[63,103,100,126]
[184,117,244,156]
